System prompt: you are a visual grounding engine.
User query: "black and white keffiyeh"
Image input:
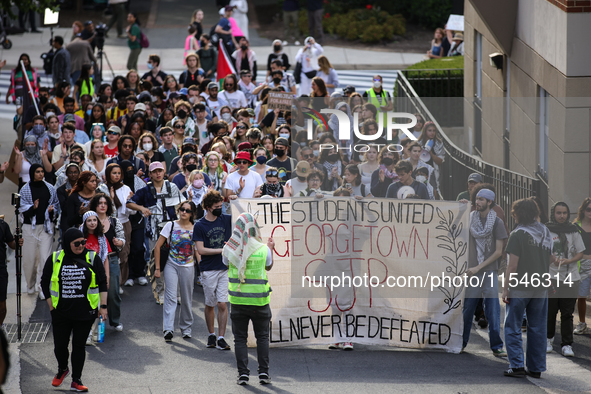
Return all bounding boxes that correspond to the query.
[19,180,60,235]
[78,211,110,263]
[470,210,497,264]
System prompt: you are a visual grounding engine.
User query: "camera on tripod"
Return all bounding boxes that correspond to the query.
[11,193,20,208]
[95,23,107,50]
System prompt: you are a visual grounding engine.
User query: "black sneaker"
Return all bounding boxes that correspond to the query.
[217,337,231,350]
[207,334,217,348]
[237,375,249,385]
[504,367,526,377]
[164,330,173,342]
[477,317,488,329]
[526,370,541,378]
[259,373,271,385]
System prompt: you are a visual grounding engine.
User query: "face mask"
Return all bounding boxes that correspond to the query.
[177,109,187,119]
[298,176,306,182]
[200,40,206,47]
[221,113,232,122]
[151,95,158,102]
[143,143,153,151]
[273,77,281,85]
[313,150,319,157]
[193,179,204,188]
[125,170,135,178]
[279,133,289,140]
[256,155,267,165]
[373,81,382,89]
[249,117,255,124]
[186,164,197,172]
[86,109,92,116]
[381,157,394,166]
[273,45,281,52]
[25,146,37,155]
[416,175,427,184]
[299,142,307,147]
[147,63,154,70]
[274,148,286,157]
[189,97,195,104]
[328,153,340,162]
[240,44,248,51]
[46,111,55,117]
[32,124,45,136]
[285,117,291,124]
[212,208,223,217]
[266,183,282,196]
[39,96,48,105]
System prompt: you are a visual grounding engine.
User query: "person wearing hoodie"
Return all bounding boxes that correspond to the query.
[545,202,585,357]
[40,228,108,392]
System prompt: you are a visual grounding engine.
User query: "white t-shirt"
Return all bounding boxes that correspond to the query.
[195,119,209,149]
[159,221,195,267]
[220,90,248,109]
[225,169,263,198]
[206,96,229,118]
[286,178,308,197]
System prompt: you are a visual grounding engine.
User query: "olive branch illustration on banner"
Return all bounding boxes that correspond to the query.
[435,207,468,314]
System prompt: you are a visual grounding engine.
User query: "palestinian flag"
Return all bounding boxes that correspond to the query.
[217,42,237,88]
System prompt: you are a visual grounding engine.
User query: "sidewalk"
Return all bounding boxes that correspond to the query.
[0,29,425,73]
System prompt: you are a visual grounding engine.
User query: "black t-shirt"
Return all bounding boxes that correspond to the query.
[179,69,201,88]
[505,229,551,290]
[385,180,429,199]
[0,220,14,268]
[141,70,168,87]
[267,157,293,185]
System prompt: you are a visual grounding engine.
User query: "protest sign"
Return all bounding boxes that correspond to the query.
[446,14,464,31]
[267,92,293,111]
[231,198,470,353]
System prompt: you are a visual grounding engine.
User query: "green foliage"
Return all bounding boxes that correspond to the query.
[406,56,464,71]
[2,0,59,18]
[374,0,452,30]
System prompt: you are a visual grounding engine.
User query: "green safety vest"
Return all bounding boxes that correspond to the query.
[50,250,99,310]
[228,246,271,306]
[80,78,95,98]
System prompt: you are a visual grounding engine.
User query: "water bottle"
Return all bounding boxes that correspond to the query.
[97,316,105,343]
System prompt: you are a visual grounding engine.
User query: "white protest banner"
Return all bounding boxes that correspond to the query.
[231,198,469,353]
[446,14,464,31]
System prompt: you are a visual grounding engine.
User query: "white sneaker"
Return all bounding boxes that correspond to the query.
[562,345,574,357]
[124,279,134,287]
[328,343,341,349]
[343,342,354,350]
[546,338,553,353]
[38,290,45,300]
[119,287,124,295]
[137,277,148,286]
[86,333,93,346]
[574,321,588,335]
[27,287,35,295]
[114,324,123,332]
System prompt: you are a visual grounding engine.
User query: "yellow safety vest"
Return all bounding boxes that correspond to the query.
[50,250,99,310]
[366,88,399,143]
[228,246,271,306]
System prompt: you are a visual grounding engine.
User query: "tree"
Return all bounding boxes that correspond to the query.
[3,0,60,19]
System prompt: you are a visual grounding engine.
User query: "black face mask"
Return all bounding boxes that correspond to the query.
[240,45,248,51]
[381,157,394,166]
[212,208,222,217]
[272,77,281,85]
[177,109,187,119]
[274,148,286,157]
[125,170,135,179]
[328,153,340,162]
[186,164,197,172]
[273,45,281,52]
[39,96,48,105]
[200,40,206,47]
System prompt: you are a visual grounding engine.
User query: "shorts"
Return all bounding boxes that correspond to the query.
[579,275,591,298]
[201,270,229,307]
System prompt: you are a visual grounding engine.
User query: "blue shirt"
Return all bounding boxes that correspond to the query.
[192,214,232,272]
[74,129,90,144]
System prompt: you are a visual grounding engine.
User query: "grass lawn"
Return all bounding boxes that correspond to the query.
[406,56,464,70]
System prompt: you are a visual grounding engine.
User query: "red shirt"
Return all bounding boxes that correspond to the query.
[104,145,118,159]
[86,234,112,255]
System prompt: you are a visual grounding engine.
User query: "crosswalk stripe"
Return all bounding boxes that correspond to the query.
[0,69,398,120]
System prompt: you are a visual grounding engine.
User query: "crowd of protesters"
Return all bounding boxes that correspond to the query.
[1,5,590,391]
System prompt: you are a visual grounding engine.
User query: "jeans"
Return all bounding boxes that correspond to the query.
[504,288,548,372]
[548,280,579,346]
[107,255,121,326]
[231,303,272,376]
[462,271,503,350]
[51,313,94,380]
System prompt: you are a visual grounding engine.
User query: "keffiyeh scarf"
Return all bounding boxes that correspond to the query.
[19,180,60,235]
[223,213,266,284]
[470,210,497,265]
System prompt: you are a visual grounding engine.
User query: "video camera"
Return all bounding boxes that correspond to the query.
[95,23,107,50]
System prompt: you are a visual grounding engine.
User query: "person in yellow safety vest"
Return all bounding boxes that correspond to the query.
[362,74,394,138]
[222,212,275,386]
[40,228,108,392]
[73,64,96,101]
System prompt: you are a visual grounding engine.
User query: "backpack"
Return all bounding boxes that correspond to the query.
[209,24,220,46]
[139,31,150,48]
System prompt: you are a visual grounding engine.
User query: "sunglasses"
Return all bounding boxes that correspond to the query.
[225,84,234,88]
[266,170,279,177]
[73,239,87,247]
[235,160,249,165]
[107,131,120,135]
[179,207,192,213]
[302,154,314,159]
[236,125,247,129]
[174,124,185,129]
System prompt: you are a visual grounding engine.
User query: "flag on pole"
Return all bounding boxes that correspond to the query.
[217,41,237,88]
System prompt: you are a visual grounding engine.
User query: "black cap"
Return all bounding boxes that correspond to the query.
[343,86,355,93]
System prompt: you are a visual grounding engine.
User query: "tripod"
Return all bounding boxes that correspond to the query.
[96,48,115,89]
[11,193,22,342]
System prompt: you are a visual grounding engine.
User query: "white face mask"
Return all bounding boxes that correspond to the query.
[221,113,232,122]
[279,133,290,140]
[416,175,427,184]
[143,143,153,151]
[373,81,382,89]
[46,111,56,117]
[189,97,196,104]
[313,150,319,157]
